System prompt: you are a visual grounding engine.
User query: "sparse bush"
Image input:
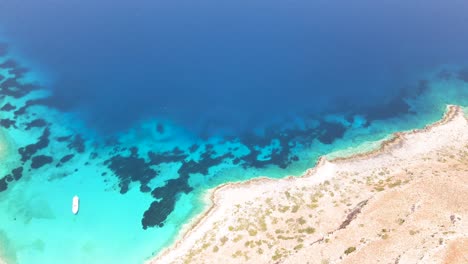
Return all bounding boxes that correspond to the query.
[374,186,385,192]
[291,205,300,213]
[212,245,219,252]
[272,250,283,261]
[248,229,258,236]
[294,244,303,250]
[297,217,306,225]
[299,227,315,234]
[220,236,228,244]
[344,246,356,255]
[233,235,243,242]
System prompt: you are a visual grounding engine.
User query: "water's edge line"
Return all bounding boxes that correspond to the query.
[147,104,463,263]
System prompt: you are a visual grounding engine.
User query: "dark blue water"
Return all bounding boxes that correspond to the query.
[1,0,468,135]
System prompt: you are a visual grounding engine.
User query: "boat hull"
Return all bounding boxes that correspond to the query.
[72,195,79,214]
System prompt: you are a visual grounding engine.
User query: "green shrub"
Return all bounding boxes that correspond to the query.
[344,246,356,255]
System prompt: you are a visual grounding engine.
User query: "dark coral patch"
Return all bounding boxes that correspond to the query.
[365,95,412,122]
[0,59,18,69]
[0,177,7,192]
[0,118,16,129]
[0,167,24,192]
[13,98,49,116]
[104,137,120,147]
[140,185,151,193]
[317,121,347,144]
[12,167,23,180]
[142,147,232,229]
[189,144,199,153]
[1,103,16,111]
[9,67,29,79]
[239,127,311,169]
[156,123,165,134]
[142,177,193,229]
[361,85,426,124]
[31,155,53,169]
[18,128,50,162]
[25,119,47,130]
[129,146,138,156]
[415,80,429,96]
[104,148,157,194]
[148,147,188,165]
[0,43,8,56]
[67,135,85,153]
[104,144,240,229]
[141,164,193,229]
[57,154,74,167]
[197,148,233,174]
[13,105,27,116]
[0,78,39,98]
[56,135,72,142]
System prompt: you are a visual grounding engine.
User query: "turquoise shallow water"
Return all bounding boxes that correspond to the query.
[0,45,468,264]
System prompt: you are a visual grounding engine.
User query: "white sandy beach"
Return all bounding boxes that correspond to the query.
[149,105,468,264]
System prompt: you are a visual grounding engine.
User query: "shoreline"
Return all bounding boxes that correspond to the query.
[331,103,461,163]
[148,105,465,263]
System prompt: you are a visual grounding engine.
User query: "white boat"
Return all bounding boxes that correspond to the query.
[72,195,79,215]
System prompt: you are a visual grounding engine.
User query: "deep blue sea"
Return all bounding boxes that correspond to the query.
[0,0,468,263]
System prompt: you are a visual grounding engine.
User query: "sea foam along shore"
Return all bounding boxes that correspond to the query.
[148,105,467,263]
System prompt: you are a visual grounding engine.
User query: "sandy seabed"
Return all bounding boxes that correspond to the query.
[149,105,468,264]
